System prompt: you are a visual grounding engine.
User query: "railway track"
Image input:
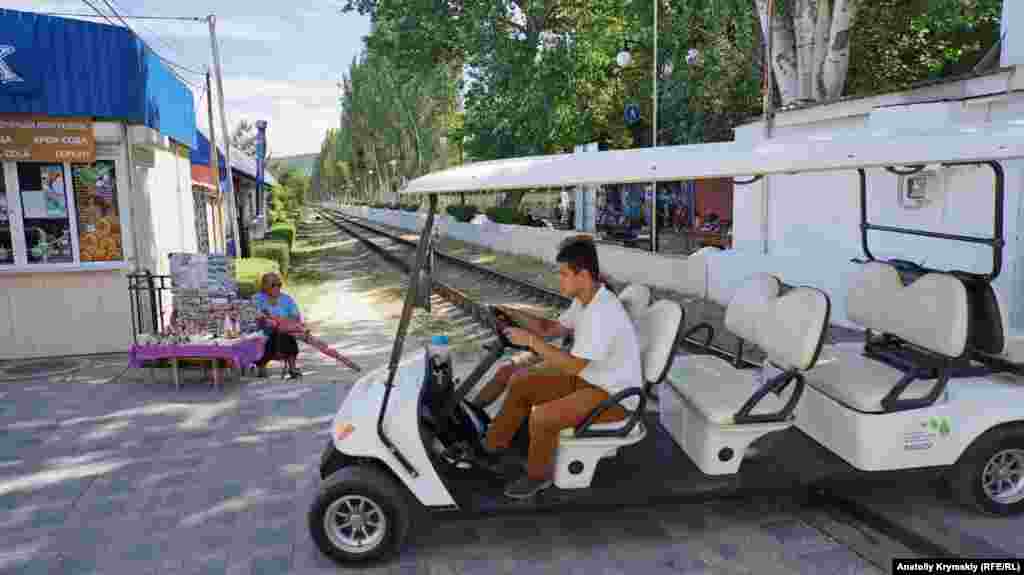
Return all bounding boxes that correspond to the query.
[315,206,761,369]
[311,206,965,569]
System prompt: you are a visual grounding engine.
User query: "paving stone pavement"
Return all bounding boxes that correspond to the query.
[0,215,891,574]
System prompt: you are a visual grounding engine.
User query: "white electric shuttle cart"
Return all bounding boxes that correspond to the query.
[310,124,1024,565]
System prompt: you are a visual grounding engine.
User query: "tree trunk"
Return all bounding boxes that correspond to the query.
[756,0,799,106]
[822,0,858,100]
[811,0,831,100]
[794,0,818,102]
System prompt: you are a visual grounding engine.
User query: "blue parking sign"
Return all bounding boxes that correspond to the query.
[625,103,640,125]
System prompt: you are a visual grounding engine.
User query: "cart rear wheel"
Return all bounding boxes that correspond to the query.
[308,465,412,564]
[952,425,1024,516]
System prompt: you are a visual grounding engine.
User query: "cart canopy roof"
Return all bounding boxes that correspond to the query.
[401,123,1024,195]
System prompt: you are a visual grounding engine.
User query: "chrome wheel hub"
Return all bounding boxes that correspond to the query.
[324,494,387,554]
[982,448,1024,505]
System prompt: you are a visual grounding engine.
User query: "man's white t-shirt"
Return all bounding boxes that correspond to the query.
[559,285,643,410]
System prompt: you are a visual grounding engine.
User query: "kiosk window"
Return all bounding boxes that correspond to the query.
[73,161,123,262]
[17,162,73,264]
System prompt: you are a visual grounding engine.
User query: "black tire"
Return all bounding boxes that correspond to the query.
[308,465,413,565]
[320,439,351,480]
[951,424,1024,516]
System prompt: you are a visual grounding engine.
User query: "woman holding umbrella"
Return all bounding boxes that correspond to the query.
[253,272,303,379]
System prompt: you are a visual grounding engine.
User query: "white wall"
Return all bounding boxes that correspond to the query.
[731,88,1024,330]
[129,126,198,277]
[340,206,710,302]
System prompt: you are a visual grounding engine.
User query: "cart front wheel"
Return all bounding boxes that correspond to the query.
[308,465,412,564]
[953,425,1024,516]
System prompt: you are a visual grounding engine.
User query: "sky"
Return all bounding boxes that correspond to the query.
[7,0,371,157]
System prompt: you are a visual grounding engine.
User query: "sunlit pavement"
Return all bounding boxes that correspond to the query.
[0,358,887,575]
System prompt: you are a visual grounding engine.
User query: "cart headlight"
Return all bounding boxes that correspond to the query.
[335,423,355,441]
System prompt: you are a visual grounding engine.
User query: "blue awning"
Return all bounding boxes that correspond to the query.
[0,9,196,147]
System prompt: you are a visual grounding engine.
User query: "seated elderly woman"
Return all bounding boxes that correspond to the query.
[253,272,304,379]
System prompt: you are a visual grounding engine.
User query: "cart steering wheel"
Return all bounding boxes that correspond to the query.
[487,305,532,352]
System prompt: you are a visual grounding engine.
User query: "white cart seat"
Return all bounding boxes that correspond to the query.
[660,273,831,475]
[804,261,969,413]
[618,283,651,317]
[804,342,944,413]
[667,356,789,425]
[553,297,684,489]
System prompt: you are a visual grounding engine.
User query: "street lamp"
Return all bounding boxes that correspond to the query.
[617,0,670,253]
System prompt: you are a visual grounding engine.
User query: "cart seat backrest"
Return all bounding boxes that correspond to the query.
[847,261,968,358]
[633,299,683,385]
[724,273,830,372]
[618,284,651,317]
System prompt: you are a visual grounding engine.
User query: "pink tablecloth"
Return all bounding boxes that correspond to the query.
[129,336,267,369]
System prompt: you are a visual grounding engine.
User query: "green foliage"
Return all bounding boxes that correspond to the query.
[445,204,479,223]
[330,0,1002,212]
[235,257,280,298]
[484,206,543,227]
[267,223,296,247]
[250,240,291,278]
[847,0,1003,97]
[267,164,309,225]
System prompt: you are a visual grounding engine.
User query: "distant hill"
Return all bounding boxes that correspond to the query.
[271,154,318,177]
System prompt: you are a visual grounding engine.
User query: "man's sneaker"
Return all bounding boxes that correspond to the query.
[441,442,523,475]
[504,475,553,499]
[440,441,475,470]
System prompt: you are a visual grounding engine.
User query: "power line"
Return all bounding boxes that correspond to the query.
[78,0,204,89]
[101,0,207,76]
[97,0,204,76]
[78,0,117,27]
[35,11,205,22]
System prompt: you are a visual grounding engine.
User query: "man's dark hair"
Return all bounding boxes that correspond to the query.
[556,235,600,281]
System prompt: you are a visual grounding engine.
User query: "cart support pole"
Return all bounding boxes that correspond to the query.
[376,193,439,478]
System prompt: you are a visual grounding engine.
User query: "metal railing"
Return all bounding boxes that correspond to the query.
[127,271,173,344]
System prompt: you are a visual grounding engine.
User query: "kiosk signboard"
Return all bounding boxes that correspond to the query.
[0,115,95,163]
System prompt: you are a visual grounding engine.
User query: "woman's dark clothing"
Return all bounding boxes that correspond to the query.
[258,330,299,365]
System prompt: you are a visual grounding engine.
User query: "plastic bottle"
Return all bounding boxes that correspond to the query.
[430,335,450,368]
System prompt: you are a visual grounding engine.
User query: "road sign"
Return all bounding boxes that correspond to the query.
[625,103,641,125]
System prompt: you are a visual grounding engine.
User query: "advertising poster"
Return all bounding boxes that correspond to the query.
[72,162,122,261]
[43,164,67,217]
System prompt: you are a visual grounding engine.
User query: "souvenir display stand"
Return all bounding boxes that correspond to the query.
[128,253,266,390]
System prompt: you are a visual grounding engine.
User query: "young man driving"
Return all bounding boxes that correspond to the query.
[478,235,642,499]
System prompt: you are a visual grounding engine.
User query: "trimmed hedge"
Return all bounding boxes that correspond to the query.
[485,206,532,226]
[236,257,280,298]
[267,223,296,247]
[446,204,479,222]
[251,240,290,278]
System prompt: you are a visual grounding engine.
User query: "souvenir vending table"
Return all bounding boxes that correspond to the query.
[129,334,266,390]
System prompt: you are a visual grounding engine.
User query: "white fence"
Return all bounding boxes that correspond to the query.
[336,205,862,328]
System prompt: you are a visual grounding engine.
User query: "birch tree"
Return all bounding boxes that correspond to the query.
[756,0,860,106]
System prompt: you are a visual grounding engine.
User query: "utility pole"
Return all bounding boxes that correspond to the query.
[650,0,658,254]
[206,70,224,253]
[208,14,242,257]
